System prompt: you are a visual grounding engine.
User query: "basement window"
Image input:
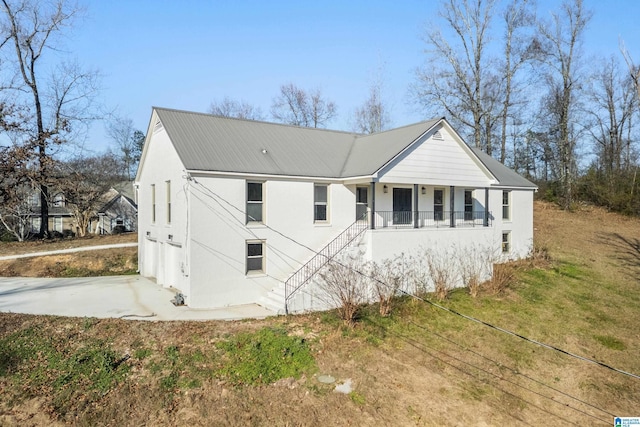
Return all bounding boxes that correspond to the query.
[246,241,265,273]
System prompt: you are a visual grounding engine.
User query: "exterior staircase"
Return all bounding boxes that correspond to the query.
[259,217,369,314]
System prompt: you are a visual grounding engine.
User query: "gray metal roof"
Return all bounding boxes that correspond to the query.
[341,120,440,177]
[153,107,535,189]
[470,147,538,189]
[156,108,356,178]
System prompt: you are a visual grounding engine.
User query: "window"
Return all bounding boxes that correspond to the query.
[464,190,474,220]
[151,184,156,223]
[502,232,510,253]
[53,216,62,232]
[246,241,265,273]
[356,186,368,220]
[52,193,65,207]
[314,184,328,222]
[246,182,263,223]
[166,181,171,224]
[434,188,444,221]
[502,191,511,221]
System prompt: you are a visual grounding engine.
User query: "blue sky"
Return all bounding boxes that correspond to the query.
[69,0,640,153]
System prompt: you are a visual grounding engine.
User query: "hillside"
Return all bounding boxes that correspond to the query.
[0,201,638,426]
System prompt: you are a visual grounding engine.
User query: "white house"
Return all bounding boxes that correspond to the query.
[135,107,536,314]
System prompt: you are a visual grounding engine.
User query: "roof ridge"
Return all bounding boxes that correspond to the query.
[153,106,360,136]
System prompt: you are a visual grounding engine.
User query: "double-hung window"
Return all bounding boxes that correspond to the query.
[502,191,511,221]
[502,232,511,253]
[356,186,368,221]
[434,188,444,221]
[314,184,328,222]
[246,240,265,273]
[464,190,474,221]
[246,182,264,223]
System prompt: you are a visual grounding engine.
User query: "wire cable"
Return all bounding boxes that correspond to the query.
[189,178,640,381]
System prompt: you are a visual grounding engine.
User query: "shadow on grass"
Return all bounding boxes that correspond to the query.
[598,232,640,280]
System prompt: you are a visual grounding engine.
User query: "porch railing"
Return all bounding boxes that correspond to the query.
[284,216,369,314]
[372,210,491,229]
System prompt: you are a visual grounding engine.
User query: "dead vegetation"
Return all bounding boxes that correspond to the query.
[0,201,639,426]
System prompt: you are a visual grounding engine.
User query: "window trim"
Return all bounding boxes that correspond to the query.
[464,189,474,220]
[434,188,444,221]
[502,231,511,253]
[246,181,264,224]
[151,184,156,224]
[246,240,265,274]
[166,180,171,225]
[356,186,368,221]
[502,190,511,221]
[314,183,329,223]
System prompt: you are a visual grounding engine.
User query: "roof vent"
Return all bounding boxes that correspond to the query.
[153,119,164,134]
[432,130,444,140]
[261,149,268,154]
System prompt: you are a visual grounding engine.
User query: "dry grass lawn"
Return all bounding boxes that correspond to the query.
[0,201,638,426]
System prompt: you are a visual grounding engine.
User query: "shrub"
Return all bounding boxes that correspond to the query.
[318,257,368,326]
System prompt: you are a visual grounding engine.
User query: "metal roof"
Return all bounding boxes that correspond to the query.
[469,147,538,189]
[152,107,535,189]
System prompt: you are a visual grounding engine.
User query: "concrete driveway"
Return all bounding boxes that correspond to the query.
[0,275,275,321]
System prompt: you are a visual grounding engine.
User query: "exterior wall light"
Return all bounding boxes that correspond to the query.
[383,185,388,193]
[421,186,426,195]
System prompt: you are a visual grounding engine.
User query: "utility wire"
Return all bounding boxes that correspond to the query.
[404,319,615,420]
[189,179,640,382]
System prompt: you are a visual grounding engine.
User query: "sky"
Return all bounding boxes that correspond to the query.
[63,0,640,153]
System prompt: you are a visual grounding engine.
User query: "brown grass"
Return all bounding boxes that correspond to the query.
[0,201,639,426]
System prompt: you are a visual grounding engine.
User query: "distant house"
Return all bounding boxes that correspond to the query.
[29,191,75,236]
[91,183,138,234]
[136,107,537,314]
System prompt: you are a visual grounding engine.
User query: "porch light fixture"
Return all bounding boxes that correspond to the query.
[383,185,388,193]
[421,186,426,195]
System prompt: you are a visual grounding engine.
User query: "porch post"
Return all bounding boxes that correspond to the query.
[370,182,376,230]
[413,184,419,228]
[450,186,455,228]
[484,187,489,227]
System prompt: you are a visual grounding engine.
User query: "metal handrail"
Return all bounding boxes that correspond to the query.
[372,210,491,228]
[284,215,368,313]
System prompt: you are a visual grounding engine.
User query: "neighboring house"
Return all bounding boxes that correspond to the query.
[91,183,138,234]
[136,107,537,314]
[29,191,75,235]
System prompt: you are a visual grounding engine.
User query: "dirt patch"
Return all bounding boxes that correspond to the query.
[0,247,138,277]
[0,202,638,426]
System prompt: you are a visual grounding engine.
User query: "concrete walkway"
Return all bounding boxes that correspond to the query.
[0,275,276,321]
[0,242,139,261]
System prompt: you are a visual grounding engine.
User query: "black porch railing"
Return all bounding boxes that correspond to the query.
[372,210,491,229]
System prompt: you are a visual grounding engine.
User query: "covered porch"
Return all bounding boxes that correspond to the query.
[355,182,493,230]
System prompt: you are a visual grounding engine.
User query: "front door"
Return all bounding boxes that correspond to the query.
[393,188,412,225]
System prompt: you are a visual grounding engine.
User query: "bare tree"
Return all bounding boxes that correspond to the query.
[106,116,145,180]
[586,57,637,175]
[498,0,536,162]
[620,39,640,100]
[537,0,591,209]
[57,153,121,237]
[414,0,498,153]
[0,0,100,237]
[0,145,34,241]
[352,81,391,134]
[271,83,337,128]
[208,96,264,120]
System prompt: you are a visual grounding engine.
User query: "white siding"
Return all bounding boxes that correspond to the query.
[186,176,358,309]
[379,127,493,187]
[136,124,189,298]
